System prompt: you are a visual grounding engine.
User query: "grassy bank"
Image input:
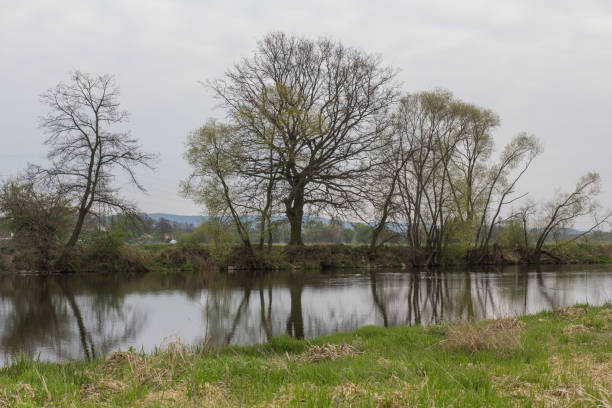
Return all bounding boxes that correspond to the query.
[146,242,612,273]
[2,241,612,274]
[1,304,611,407]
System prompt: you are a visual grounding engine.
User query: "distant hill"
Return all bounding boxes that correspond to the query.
[146,214,602,237]
[147,213,206,226]
[146,213,354,229]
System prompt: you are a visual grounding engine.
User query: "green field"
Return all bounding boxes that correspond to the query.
[1,304,611,407]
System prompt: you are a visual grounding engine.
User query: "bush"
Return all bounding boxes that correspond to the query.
[0,180,72,270]
[198,219,236,263]
[87,226,127,260]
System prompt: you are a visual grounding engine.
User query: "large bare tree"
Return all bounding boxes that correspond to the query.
[210,32,397,245]
[33,71,156,248]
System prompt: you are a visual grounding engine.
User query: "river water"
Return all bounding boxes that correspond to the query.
[0,265,611,364]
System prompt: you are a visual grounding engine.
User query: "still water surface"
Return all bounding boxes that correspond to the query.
[1,265,611,363]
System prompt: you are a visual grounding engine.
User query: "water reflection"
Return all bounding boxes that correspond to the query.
[0,275,146,363]
[0,265,610,363]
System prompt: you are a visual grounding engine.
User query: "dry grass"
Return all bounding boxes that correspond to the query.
[439,318,525,353]
[563,324,590,336]
[0,383,36,407]
[331,380,368,406]
[81,349,172,403]
[139,381,228,407]
[258,385,296,408]
[298,343,363,363]
[77,338,234,407]
[559,306,588,317]
[493,353,612,407]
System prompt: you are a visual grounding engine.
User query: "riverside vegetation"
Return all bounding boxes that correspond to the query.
[0,304,610,407]
[3,238,612,274]
[1,32,612,273]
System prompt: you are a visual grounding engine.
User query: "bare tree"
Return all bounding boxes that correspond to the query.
[33,71,157,248]
[531,172,612,263]
[210,32,397,245]
[470,133,542,261]
[516,199,537,250]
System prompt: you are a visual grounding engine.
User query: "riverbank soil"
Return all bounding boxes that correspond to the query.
[1,304,610,407]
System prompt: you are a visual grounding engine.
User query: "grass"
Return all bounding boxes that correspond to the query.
[1,304,611,407]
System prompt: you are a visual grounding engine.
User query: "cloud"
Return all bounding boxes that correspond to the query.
[1,0,611,216]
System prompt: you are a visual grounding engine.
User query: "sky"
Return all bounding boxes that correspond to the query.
[1,0,611,221]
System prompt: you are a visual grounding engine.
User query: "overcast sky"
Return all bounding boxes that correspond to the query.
[1,0,611,220]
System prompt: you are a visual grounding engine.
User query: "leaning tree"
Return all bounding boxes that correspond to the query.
[210,32,397,245]
[33,70,156,248]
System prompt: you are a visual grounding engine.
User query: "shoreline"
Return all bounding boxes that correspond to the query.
[2,242,612,275]
[1,304,610,406]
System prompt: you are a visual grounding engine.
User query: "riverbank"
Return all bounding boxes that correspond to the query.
[147,241,612,272]
[1,304,610,407]
[2,241,612,274]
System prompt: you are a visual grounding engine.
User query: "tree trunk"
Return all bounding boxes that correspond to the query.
[266,214,273,251]
[285,185,305,246]
[65,207,88,248]
[258,212,265,251]
[287,214,303,246]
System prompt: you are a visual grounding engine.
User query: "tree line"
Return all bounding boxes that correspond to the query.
[180,32,611,265]
[1,31,610,270]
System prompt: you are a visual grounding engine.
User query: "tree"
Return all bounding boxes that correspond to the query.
[181,120,256,252]
[210,32,397,245]
[531,172,612,262]
[0,179,72,270]
[470,132,542,261]
[33,70,156,248]
[357,89,542,265]
[380,90,475,264]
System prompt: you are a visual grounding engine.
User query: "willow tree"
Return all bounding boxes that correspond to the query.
[391,90,474,264]
[360,89,542,265]
[33,71,156,248]
[181,120,258,253]
[210,32,397,245]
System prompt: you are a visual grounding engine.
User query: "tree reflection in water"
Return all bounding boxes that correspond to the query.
[1,266,610,363]
[0,275,145,362]
[285,272,305,339]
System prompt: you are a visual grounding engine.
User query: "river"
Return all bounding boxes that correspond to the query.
[0,265,611,364]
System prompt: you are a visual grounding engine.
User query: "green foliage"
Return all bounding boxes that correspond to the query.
[303,220,342,243]
[496,221,526,249]
[353,223,372,244]
[443,243,466,266]
[86,223,128,261]
[178,221,210,246]
[340,228,354,244]
[199,219,236,263]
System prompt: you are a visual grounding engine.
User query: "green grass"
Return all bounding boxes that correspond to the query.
[1,304,611,407]
[135,243,176,252]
